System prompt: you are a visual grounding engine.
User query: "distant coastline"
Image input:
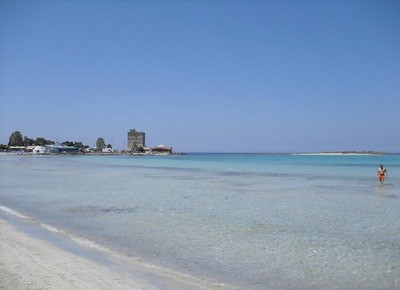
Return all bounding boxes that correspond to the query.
[2,151,398,157]
[293,151,390,156]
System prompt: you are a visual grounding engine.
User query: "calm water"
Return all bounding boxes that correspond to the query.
[0,154,399,289]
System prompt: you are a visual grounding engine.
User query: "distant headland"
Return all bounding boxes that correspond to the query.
[1,129,176,155]
[293,151,389,156]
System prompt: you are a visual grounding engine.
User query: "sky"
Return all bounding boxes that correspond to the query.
[0,0,399,153]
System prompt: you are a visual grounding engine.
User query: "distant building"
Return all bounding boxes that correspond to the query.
[8,146,25,151]
[102,147,115,153]
[25,144,79,154]
[127,129,145,151]
[46,144,79,154]
[25,146,35,152]
[32,146,47,154]
[152,145,173,154]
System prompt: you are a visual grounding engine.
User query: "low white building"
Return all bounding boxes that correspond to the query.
[102,147,115,153]
[32,146,47,154]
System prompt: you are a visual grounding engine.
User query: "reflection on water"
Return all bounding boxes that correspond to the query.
[377,183,398,199]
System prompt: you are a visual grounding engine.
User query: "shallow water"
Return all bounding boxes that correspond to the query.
[1,154,399,289]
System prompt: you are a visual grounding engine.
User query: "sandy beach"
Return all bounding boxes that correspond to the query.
[0,217,210,290]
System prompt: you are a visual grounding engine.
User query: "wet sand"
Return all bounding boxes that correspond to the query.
[0,217,214,290]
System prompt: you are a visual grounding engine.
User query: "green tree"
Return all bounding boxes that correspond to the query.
[35,137,48,146]
[23,136,35,146]
[62,141,74,146]
[0,144,9,150]
[96,138,106,151]
[8,131,24,146]
[73,142,84,149]
[34,137,54,146]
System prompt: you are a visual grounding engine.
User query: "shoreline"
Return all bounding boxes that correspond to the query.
[1,150,397,156]
[0,213,227,290]
[292,152,379,156]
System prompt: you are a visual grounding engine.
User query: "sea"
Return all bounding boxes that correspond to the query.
[0,153,399,289]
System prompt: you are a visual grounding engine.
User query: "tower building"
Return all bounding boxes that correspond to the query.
[127,129,145,151]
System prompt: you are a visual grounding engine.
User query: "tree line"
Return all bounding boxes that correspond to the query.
[2,131,112,152]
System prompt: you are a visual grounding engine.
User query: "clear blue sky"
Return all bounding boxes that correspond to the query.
[1,0,399,152]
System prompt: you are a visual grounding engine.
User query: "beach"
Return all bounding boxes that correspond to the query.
[0,217,212,290]
[1,154,399,289]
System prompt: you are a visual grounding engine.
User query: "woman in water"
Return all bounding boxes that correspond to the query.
[377,164,387,184]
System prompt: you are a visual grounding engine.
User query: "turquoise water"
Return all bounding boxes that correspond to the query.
[1,154,399,289]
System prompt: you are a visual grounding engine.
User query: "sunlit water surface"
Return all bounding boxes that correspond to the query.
[1,154,399,289]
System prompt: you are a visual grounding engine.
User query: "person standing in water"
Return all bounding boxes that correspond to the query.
[377,164,387,184]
